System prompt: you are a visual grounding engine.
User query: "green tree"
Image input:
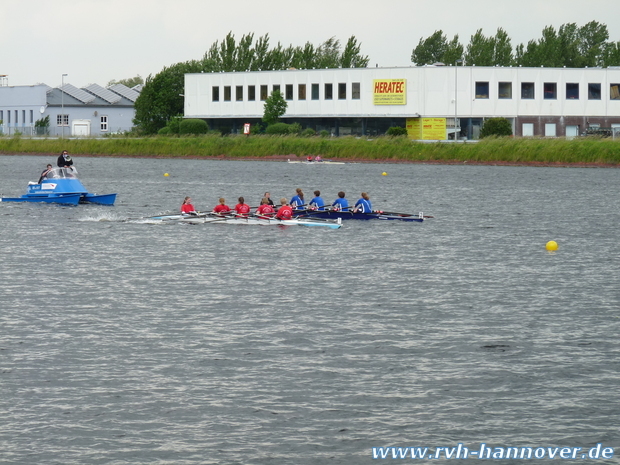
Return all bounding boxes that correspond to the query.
[480,117,513,138]
[578,21,609,67]
[133,61,202,134]
[262,90,287,125]
[411,30,463,65]
[411,30,448,65]
[602,41,620,67]
[107,75,144,88]
[134,32,369,133]
[465,29,495,66]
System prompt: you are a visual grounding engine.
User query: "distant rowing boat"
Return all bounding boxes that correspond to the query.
[287,159,349,165]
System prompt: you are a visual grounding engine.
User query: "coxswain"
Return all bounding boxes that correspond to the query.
[181,196,198,215]
[331,191,349,211]
[276,198,293,220]
[234,196,251,216]
[309,190,325,210]
[314,155,322,162]
[256,197,275,218]
[263,192,275,207]
[354,192,372,213]
[290,188,305,210]
[212,197,231,215]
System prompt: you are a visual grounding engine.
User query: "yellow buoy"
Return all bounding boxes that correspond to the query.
[164,173,169,177]
[546,240,558,251]
[382,172,388,176]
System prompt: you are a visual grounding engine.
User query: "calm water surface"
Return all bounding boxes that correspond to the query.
[1,155,619,464]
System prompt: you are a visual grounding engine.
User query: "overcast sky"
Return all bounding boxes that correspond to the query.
[3,0,620,88]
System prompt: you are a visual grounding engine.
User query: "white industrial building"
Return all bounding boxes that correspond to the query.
[0,82,140,137]
[184,66,620,139]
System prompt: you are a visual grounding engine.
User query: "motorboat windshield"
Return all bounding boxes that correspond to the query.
[45,167,78,179]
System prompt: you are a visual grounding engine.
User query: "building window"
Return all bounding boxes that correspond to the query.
[30,110,34,124]
[498,82,512,99]
[14,110,18,124]
[7,111,10,124]
[100,115,108,131]
[236,86,243,101]
[566,83,579,100]
[545,123,556,137]
[260,85,268,101]
[311,83,319,100]
[0,110,3,122]
[611,83,620,100]
[521,82,535,99]
[298,84,306,100]
[285,84,293,100]
[522,123,534,136]
[475,82,489,99]
[56,114,69,126]
[352,82,360,99]
[22,110,26,124]
[325,83,333,100]
[224,86,231,101]
[212,86,219,102]
[544,82,557,99]
[338,83,346,99]
[273,84,280,94]
[248,85,256,101]
[588,83,601,100]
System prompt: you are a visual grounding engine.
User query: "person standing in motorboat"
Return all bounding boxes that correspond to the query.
[181,196,198,215]
[234,196,251,216]
[276,198,293,220]
[38,164,53,184]
[331,191,349,211]
[309,190,325,210]
[212,198,231,215]
[290,188,305,210]
[354,192,372,213]
[57,150,73,168]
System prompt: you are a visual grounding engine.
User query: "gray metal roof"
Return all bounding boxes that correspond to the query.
[84,83,122,104]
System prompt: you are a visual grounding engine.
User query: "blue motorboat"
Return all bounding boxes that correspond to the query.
[0,167,116,206]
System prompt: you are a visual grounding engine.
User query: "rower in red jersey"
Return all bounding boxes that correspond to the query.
[212,197,231,215]
[181,196,197,215]
[276,198,293,220]
[234,196,251,216]
[256,197,275,218]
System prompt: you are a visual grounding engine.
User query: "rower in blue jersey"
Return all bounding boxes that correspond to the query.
[331,191,349,211]
[354,192,372,213]
[290,188,305,210]
[309,190,325,210]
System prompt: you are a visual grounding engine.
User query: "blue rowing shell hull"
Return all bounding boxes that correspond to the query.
[294,210,424,222]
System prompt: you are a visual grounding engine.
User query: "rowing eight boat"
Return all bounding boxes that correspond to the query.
[143,213,343,229]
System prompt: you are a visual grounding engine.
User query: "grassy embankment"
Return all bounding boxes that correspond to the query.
[1,136,619,165]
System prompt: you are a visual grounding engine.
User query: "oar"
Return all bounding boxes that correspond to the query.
[376,210,434,218]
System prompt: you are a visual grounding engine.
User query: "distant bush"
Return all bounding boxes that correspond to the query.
[266,123,292,135]
[158,127,172,135]
[179,119,209,135]
[480,117,512,138]
[319,130,330,138]
[301,128,316,137]
[386,126,407,136]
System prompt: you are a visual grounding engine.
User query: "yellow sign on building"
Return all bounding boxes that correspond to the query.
[373,79,406,105]
[407,117,447,140]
